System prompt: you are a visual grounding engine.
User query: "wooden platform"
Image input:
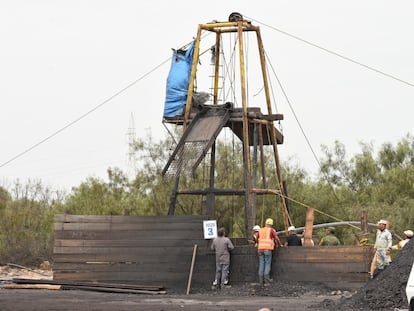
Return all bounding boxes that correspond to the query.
[163,107,284,145]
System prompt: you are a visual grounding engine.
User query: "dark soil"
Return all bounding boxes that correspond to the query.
[2,241,412,311]
[0,280,345,311]
[190,279,341,298]
[316,238,414,310]
[0,264,347,311]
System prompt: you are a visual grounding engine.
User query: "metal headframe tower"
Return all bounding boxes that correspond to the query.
[163,13,290,236]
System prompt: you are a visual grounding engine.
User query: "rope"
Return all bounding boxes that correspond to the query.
[276,192,360,230]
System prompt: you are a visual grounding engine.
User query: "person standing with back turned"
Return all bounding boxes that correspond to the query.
[319,227,341,246]
[211,227,234,289]
[255,218,282,286]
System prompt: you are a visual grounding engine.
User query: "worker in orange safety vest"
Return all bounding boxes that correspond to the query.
[254,218,282,286]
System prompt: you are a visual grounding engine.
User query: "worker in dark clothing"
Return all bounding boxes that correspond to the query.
[284,226,302,246]
[211,227,234,289]
[319,227,341,246]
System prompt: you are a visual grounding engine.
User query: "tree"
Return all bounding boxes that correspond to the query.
[0,186,10,210]
[317,135,414,244]
[0,180,65,265]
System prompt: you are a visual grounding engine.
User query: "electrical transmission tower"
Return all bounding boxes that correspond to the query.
[126,112,138,179]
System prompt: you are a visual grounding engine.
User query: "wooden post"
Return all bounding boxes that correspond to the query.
[360,210,368,233]
[303,208,314,247]
[186,244,198,295]
[370,252,377,279]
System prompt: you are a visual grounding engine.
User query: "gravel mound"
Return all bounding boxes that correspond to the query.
[318,239,414,310]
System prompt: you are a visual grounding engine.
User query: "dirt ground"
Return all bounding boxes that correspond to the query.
[0,264,346,311]
[0,284,343,311]
[0,288,343,311]
[1,258,411,311]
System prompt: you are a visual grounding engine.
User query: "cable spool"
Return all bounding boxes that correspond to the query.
[228,12,243,22]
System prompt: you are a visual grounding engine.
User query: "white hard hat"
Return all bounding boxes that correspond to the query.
[404,230,413,237]
[377,219,387,225]
[288,226,296,232]
[252,225,261,231]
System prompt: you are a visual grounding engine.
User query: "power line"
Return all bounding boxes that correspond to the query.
[265,51,351,221]
[0,58,170,169]
[3,17,413,171]
[246,16,414,88]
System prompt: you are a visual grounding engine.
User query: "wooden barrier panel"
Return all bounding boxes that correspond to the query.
[273,246,373,289]
[53,215,373,292]
[54,214,209,289]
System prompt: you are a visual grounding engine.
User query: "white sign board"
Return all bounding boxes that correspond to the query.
[203,220,217,239]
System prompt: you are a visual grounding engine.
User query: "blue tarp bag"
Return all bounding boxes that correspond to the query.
[163,41,195,118]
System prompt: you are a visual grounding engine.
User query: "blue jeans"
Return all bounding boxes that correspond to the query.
[258,250,272,279]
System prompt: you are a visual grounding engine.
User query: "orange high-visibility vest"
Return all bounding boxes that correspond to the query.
[258,227,275,250]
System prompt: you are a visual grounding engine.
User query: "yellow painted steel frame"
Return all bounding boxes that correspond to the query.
[182,19,290,235]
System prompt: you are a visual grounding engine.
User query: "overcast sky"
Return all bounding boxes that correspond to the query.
[1,1,413,192]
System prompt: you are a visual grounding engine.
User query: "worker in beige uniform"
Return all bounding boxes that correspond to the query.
[372,219,392,279]
[390,229,413,251]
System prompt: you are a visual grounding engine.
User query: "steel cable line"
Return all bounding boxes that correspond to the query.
[0,59,171,169]
[242,15,414,221]
[264,50,353,220]
[1,35,212,170]
[246,15,414,89]
[264,51,323,176]
[260,40,351,219]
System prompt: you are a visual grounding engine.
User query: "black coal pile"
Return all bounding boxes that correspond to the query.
[320,239,414,310]
[192,280,336,298]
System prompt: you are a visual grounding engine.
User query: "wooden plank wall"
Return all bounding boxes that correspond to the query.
[54,214,210,289]
[54,215,373,292]
[273,246,373,289]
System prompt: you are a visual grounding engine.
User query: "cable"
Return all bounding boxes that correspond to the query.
[246,15,414,89]
[265,53,323,176]
[276,192,360,231]
[0,58,171,169]
[264,46,351,219]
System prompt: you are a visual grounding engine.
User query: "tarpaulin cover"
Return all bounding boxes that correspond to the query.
[163,42,195,118]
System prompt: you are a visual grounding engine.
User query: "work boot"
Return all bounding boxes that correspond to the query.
[259,275,264,286]
[264,274,273,283]
[372,268,382,279]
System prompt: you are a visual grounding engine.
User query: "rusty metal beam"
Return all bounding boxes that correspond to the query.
[177,188,282,196]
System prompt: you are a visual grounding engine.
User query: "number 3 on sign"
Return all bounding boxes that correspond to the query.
[203,220,217,239]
